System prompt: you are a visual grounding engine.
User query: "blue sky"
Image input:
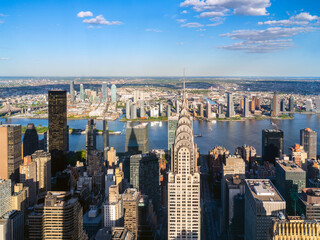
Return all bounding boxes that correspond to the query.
[0,0,319,76]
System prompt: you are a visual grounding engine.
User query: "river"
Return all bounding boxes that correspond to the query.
[1,113,320,155]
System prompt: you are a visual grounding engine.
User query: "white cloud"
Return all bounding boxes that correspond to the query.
[181,22,203,28]
[196,28,206,31]
[200,11,226,18]
[181,10,188,14]
[0,20,4,24]
[77,11,93,18]
[0,14,8,17]
[177,19,187,23]
[176,42,185,45]
[220,26,314,53]
[181,0,271,16]
[145,28,162,32]
[219,39,294,53]
[293,12,319,21]
[258,12,319,26]
[83,15,123,25]
[206,17,225,26]
[0,58,9,60]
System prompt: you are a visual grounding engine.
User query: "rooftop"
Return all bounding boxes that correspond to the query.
[123,188,140,202]
[246,179,284,202]
[277,160,305,172]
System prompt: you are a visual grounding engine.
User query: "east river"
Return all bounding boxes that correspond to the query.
[1,113,320,155]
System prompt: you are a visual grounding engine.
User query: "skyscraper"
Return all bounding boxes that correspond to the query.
[244,96,250,117]
[102,82,108,103]
[123,188,140,238]
[131,104,137,120]
[103,185,123,228]
[289,96,295,112]
[126,100,131,119]
[48,90,68,153]
[20,156,37,206]
[125,122,149,154]
[245,179,286,240]
[0,124,22,182]
[80,84,85,101]
[0,179,11,217]
[86,119,97,159]
[42,191,87,240]
[275,159,306,215]
[32,150,51,194]
[280,99,286,112]
[298,188,320,221]
[271,92,280,117]
[300,128,317,160]
[167,87,201,239]
[103,119,109,162]
[227,92,235,118]
[111,84,117,102]
[167,104,171,117]
[262,129,284,164]
[23,123,39,157]
[207,101,212,119]
[70,81,75,103]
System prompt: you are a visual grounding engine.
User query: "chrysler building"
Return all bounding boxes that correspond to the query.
[167,81,201,239]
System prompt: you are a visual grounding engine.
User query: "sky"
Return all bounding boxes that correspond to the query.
[0,0,320,77]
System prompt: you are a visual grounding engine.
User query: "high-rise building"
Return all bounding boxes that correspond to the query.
[11,183,28,211]
[270,216,320,239]
[298,188,320,221]
[306,99,313,112]
[244,96,250,117]
[123,188,140,238]
[167,91,201,239]
[48,90,68,153]
[125,122,149,154]
[103,119,109,162]
[32,150,51,194]
[0,179,11,217]
[288,96,295,112]
[80,84,85,101]
[225,176,245,239]
[168,116,178,155]
[290,144,308,171]
[107,147,116,168]
[262,129,284,164]
[280,99,286,112]
[42,191,87,240]
[103,185,123,228]
[111,84,117,102]
[206,101,212,119]
[70,81,75,103]
[167,104,171,117]
[227,92,235,118]
[27,204,44,240]
[300,128,317,160]
[129,153,160,213]
[126,100,131,119]
[102,82,108,103]
[199,103,204,117]
[131,104,137,120]
[139,101,145,118]
[0,210,24,240]
[86,119,97,159]
[275,159,306,215]
[235,145,256,169]
[271,92,280,117]
[245,179,286,240]
[0,124,22,183]
[20,156,37,206]
[221,156,245,231]
[23,123,39,157]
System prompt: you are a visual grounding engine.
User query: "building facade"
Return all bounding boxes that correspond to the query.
[300,128,317,160]
[167,93,201,239]
[262,129,284,164]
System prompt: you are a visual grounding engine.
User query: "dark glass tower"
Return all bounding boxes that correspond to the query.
[23,123,39,157]
[103,119,109,162]
[48,90,69,175]
[86,119,97,160]
[262,129,284,164]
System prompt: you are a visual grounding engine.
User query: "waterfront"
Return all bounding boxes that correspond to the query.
[1,113,320,155]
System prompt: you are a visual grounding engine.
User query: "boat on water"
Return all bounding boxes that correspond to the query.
[194,133,202,137]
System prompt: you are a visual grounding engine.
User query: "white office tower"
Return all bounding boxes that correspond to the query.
[306,99,313,112]
[245,179,286,240]
[103,185,123,228]
[167,84,201,239]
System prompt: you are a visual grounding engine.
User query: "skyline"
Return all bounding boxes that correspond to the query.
[0,0,320,76]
